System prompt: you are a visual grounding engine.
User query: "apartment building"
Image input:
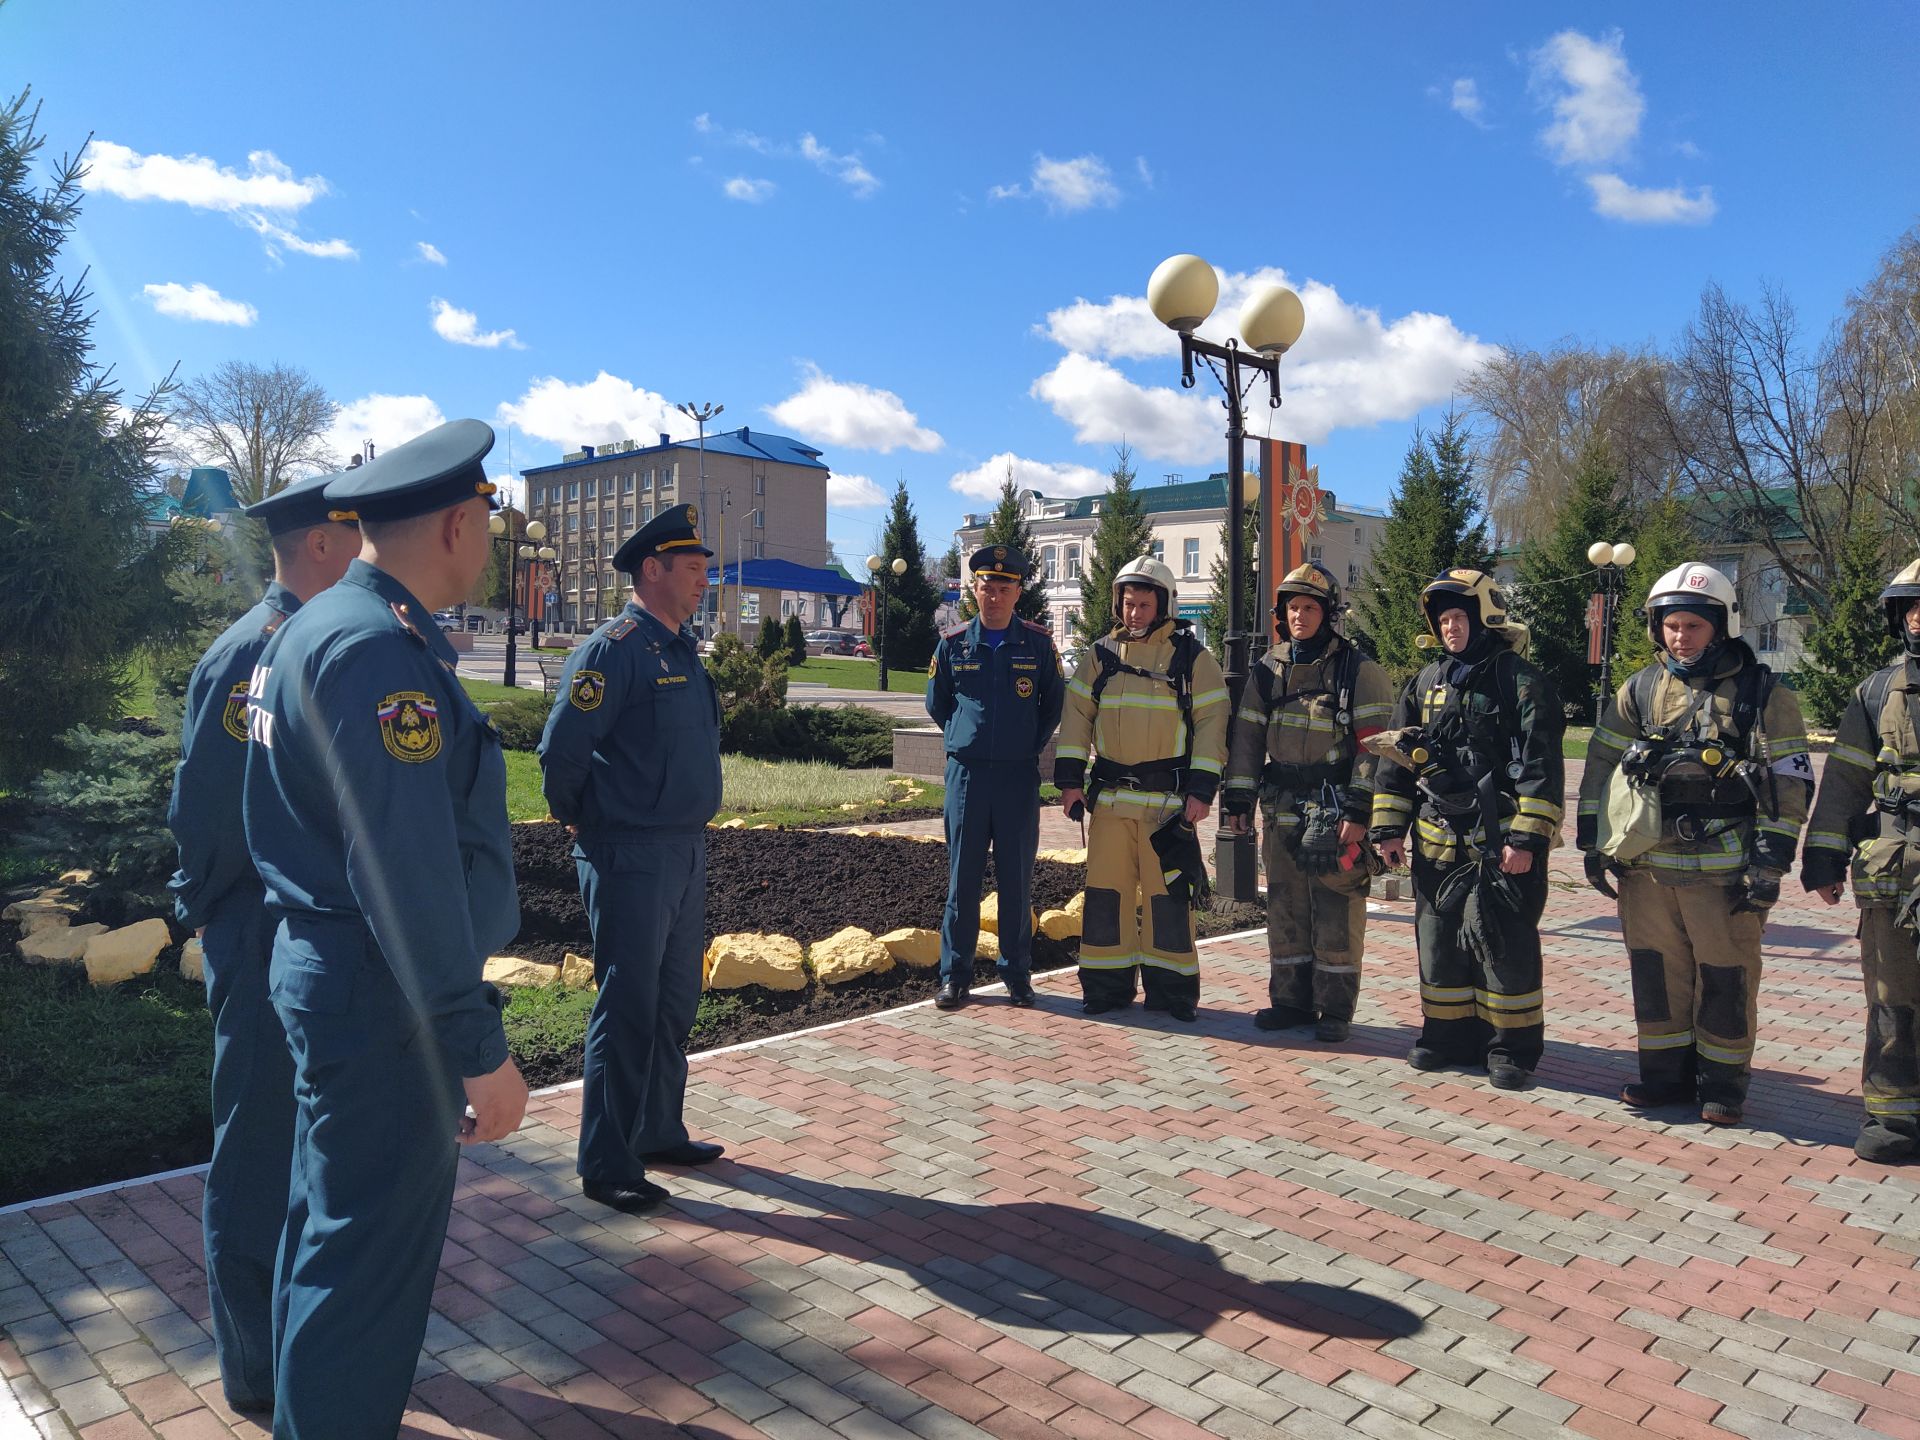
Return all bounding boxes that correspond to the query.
[954,474,1385,647]
[521,425,831,632]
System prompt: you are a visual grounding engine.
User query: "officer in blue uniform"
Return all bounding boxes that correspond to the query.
[167,470,358,1415]
[244,420,528,1440]
[539,503,725,1214]
[926,545,1064,1010]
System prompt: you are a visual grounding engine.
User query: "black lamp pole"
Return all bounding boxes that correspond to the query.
[875,569,892,693]
[1175,333,1282,706]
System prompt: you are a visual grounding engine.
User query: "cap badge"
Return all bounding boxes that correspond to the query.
[994,546,1007,562]
[686,505,698,525]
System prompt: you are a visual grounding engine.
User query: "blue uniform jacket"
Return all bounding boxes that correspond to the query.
[169,582,300,931]
[925,617,1064,765]
[242,560,517,1077]
[538,601,722,840]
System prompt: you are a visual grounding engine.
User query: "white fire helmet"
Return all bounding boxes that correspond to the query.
[1645,562,1741,646]
[1112,555,1177,621]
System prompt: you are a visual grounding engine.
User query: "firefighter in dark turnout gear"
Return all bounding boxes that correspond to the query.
[1580,562,1812,1127]
[1374,570,1564,1089]
[1057,557,1228,1019]
[1803,557,1920,1163]
[1223,563,1393,1041]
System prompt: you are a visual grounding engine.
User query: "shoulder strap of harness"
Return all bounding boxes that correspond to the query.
[1091,624,1200,770]
[1860,663,1902,751]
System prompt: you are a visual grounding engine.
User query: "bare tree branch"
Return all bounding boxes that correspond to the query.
[167,360,337,507]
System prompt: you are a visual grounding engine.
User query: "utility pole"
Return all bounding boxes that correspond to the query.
[677,400,723,636]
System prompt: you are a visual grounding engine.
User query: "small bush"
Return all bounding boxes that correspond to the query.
[486,692,553,752]
[756,616,784,661]
[25,715,183,913]
[723,704,896,768]
[783,615,808,668]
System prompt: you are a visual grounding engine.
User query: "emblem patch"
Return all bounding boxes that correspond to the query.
[221,681,250,741]
[376,692,442,763]
[1015,676,1035,699]
[994,546,1007,561]
[570,669,607,711]
[686,505,698,525]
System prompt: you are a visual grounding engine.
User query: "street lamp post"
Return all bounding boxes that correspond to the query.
[1145,254,1305,704]
[865,553,908,692]
[487,512,548,688]
[1586,540,1638,726]
[676,400,723,638]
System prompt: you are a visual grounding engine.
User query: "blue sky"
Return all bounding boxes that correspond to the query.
[7,2,1917,566]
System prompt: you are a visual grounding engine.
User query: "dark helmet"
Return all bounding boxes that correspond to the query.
[1881,558,1920,639]
[1273,562,1341,626]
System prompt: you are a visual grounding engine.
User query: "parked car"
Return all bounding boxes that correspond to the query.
[805,630,859,656]
[852,638,873,658]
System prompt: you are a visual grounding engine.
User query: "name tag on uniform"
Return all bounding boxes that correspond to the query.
[654,673,689,686]
[1010,660,1038,671]
[952,661,983,673]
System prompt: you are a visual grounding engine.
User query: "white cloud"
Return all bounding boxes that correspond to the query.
[948,453,1107,502]
[723,176,775,203]
[799,134,880,197]
[1586,174,1717,225]
[1135,156,1154,187]
[1530,29,1644,167]
[82,140,353,261]
[499,372,692,450]
[1450,78,1488,126]
[417,241,448,266]
[325,394,447,466]
[141,281,256,326]
[693,114,880,197]
[1031,266,1496,460]
[82,141,323,212]
[993,154,1122,212]
[827,472,888,508]
[431,298,525,350]
[765,365,942,453]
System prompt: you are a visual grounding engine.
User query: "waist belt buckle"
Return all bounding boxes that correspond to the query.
[1118,774,1144,791]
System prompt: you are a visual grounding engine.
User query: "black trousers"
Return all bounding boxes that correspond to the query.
[1411,854,1548,1070]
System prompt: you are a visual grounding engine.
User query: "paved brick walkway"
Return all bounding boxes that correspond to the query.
[7,828,1920,1437]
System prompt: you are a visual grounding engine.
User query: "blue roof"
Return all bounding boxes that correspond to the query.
[707,556,865,597]
[523,426,826,476]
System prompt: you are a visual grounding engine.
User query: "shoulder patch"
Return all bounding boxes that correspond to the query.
[377,691,442,763]
[569,669,607,711]
[220,681,251,742]
[606,617,638,641]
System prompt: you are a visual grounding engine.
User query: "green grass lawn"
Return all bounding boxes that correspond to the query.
[502,749,940,826]
[1564,727,1592,759]
[788,656,896,692]
[461,677,531,707]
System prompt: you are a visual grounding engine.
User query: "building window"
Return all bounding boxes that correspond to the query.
[528,484,542,507]
[585,511,596,529]
[622,474,635,494]
[642,502,653,523]
[753,540,765,558]
[1309,544,1324,561]
[754,509,764,529]
[585,478,596,498]
[1066,545,1081,579]
[1150,539,1165,564]
[1348,563,1360,586]
[622,506,634,528]
[1065,607,1079,635]
[1043,547,1057,582]
[567,481,579,501]
[755,472,766,496]
[567,513,579,532]
[1183,538,1200,576]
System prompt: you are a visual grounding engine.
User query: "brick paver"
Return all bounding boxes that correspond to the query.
[6,762,1918,1436]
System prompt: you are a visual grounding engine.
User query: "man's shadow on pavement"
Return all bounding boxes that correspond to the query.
[678,1165,1424,1345]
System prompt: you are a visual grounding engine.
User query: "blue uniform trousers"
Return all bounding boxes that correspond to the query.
[576,835,705,1186]
[199,890,294,1410]
[271,932,466,1440]
[939,757,1039,989]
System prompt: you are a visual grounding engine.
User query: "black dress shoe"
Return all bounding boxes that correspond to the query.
[642,1140,725,1166]
[228,1396,273,1417]
[935,982,968,1010]
[1006,986,1036,1008]
[1165,1003,1197,1023]
[583,1177,669,1213]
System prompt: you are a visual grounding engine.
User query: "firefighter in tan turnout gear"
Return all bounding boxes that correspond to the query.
[1802,557,1920,1163]
[1580,562,1812,1127]
[1373,570,1564,1089]
[1222,563,1393,1041]
[1056,557,1229,1021]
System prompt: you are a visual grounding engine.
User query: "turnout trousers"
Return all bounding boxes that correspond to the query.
[200,889,294,1411]
[1411,855,1547,1071]
[271,926,466,1440]
[1860,907,1920,1151]
[1080,796,1200,1010]
[939,757,1039,991]
[576,834,705,1186]
[1617,872,1764,1108]
[1262,820,1370,1023]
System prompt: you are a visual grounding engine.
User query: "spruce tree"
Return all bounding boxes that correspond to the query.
[1511,442,1634,722]
[756,614,784,660]
[960,467,1047,624]
[1796,525,1898,727]
[1610,495,1697,680]
[1077,443,1155,643]
[1201,506,1263,668]
[782,613,808,668]
[879,480,941,671]
[1348,416,1494,685]
[0,92,184,783]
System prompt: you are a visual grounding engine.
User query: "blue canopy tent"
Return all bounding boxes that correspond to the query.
[704,557,865,596]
